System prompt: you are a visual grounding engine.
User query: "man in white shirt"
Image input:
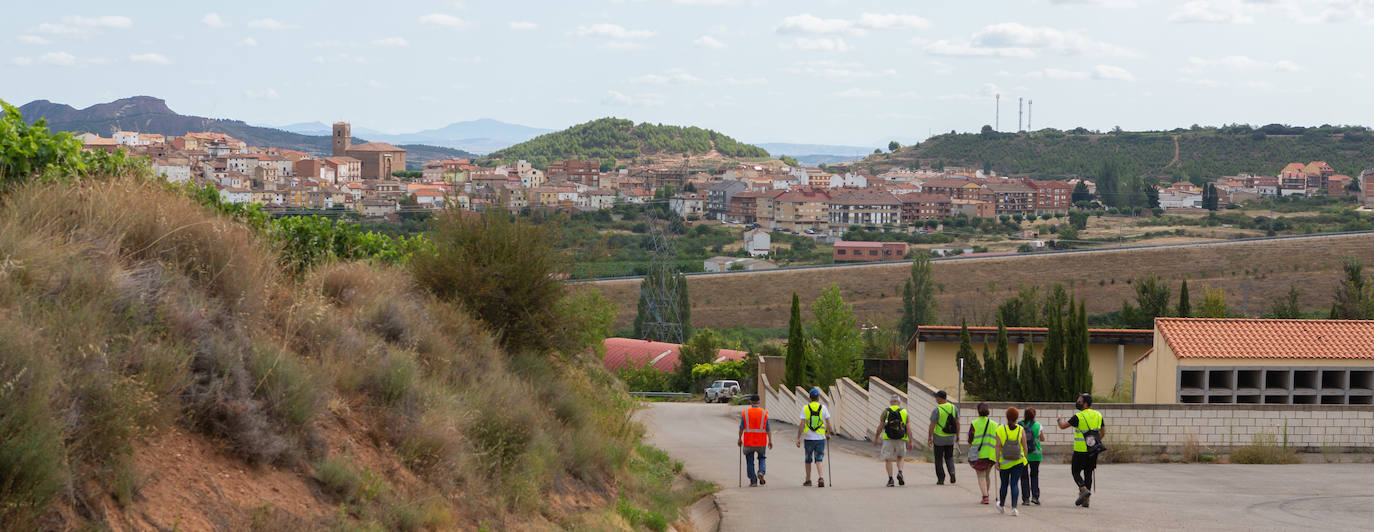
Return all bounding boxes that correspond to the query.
[794,387,832,487]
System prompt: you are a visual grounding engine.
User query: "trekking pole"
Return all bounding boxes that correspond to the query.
[826,437,833,487]
[738,444,743,488]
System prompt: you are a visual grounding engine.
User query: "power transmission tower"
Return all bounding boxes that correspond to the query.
[639,197,686,344]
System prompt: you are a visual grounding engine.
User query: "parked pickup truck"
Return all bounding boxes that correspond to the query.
[704,380,741,403]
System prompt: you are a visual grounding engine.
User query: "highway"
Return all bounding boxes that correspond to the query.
[637,402,1374,531]
[573,230,1374,283]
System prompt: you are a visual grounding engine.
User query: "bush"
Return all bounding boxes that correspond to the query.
[1230,431,1301,464]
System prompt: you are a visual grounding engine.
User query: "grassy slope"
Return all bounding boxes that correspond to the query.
[850,130,1374,180]
[0,178,699,530]
[582,233,1374,330]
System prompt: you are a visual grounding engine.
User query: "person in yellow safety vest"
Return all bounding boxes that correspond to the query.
[1057,393,1106,508]
[967,402,999,505]
[927,389,959,486]
[794,387,831,488]
[872,394,912,487]
[993,407,1028,517]
[738,394,773,487]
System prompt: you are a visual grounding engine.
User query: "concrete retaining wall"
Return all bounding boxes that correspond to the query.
[760,368,1374,452]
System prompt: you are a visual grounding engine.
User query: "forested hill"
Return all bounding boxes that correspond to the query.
[848,125,1374,181]
[484,117,770,169]
[18,96,474,168]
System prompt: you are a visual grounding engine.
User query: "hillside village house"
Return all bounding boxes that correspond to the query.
[669,192,705,218]
[743,228,771,257]
[833,241,909,262]
[951,198,996,218]
[707,179,748,220]
[897,192,953,222]
[826,188,902,236]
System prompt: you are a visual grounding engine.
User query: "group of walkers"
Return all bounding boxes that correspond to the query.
[736,388,1107,516]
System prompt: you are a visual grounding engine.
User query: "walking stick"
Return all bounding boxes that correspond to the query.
[738,444,743,488]
[826,437,833,487]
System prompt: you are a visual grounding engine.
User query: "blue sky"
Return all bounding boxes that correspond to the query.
[3,0,1371,146]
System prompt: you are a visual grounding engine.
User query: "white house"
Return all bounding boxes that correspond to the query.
[669,193,705,218]
[218,187,252,204]
[112,131,144,146]
[829,173,869,189]
[152,159,192,183]
[743,228,771,257]
[584,189,618,210]
[1159,189,1202,209]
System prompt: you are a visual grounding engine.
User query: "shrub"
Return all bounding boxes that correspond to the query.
[1230,432,1301,464]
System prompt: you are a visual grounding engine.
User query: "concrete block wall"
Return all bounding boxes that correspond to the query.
[763,373,1374,452]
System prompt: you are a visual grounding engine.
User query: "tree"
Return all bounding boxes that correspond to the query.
[1199,287,1229,318]
[1040,302,1066,400]
[1348,178,1362,193]
[1269,285,1304,319]
[1120,274,1171,329]
[1066,300,1093,396]
[1019,342,1042,401]
[1068,210,1089,230]
[997,285,1042,327]
[809,284,863,385]
[1202,184,1220,211]
[1096,159,1122,207]
[779,155,799,167]
[1332,257,1372,319]
[957,320,983,398]
[676,329,722,391]
[897,252,938,342]
[1071,181,1092,203]
[992,320,1015,400]
[1177,279,1192,318]
[784,293,810,387]
[1145,182,1161,209]
[888,140,901,152]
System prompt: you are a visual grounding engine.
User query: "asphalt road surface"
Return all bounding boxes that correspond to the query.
[637,402,1374,531]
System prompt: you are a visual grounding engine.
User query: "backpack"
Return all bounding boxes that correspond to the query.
[1021,421,1039,452]
[940,404,957,434]
[1002,426,1024,461]
[883,407,907,440]
[806,404,825,432]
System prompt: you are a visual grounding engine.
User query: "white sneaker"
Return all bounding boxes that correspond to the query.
[996,502,1005,514]
[1012,508,1020,517]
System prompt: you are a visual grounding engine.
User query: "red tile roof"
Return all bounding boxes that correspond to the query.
[601,338,747,372]
[1156,318,1374,360]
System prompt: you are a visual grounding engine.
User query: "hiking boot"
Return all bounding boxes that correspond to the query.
[817,478,826,488]
[1023,499,1030,506]
[758,474,766,486]
[887,477,895,487]
[1075,486,1087,507]
[936,479,945,485]
[749,481,758,487]
[981,496,989,505]
[897,472,905,486]
[996,502,1005,514]
[950,474,956,484]
[803,480,812,486]
[1082,489,1092,508]
[1031,498,1041,506]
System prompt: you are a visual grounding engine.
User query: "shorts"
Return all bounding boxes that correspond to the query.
[880,439,907,461]
[803,439,826,463]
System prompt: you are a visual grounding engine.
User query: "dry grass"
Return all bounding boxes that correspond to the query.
[585,233,1374,328]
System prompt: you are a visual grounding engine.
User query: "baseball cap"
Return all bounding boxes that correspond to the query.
[935,390,948,399]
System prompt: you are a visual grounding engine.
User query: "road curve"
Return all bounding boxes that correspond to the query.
[637,402,1374,531]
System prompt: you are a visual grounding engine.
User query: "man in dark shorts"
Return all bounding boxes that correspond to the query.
[1057,393,1105,508]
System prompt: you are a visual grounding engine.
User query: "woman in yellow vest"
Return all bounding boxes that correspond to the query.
[993,407,1028,516]
[966,402,999,505]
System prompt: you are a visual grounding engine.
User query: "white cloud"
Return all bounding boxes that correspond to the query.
[927,22,1136,59]
[603,90,665,107]
[1093,64,1136,81]
[64,16,132,29]
[1027,67,1090,80]
[367,79,386,88]
[855,13,931,30]
[1182,55,1303,73]
[1170,0,1372,25]
[784,61,897,79]
[722,76,767,85]
[693,35,726,49]
[39,51,77,67]
[508,21,538,30]
[372,37,409,47]
[129,53,171,65]
[17,35,51,45]
[572,23,656,39]
[599,41,650,51]
[11,57,33,67]
[1170,0,1255,23]
[201,13,228,28]
[924,40,1034,58]
[243,88,280,100]
[239,37,258,47]
[314,53,369,64]
[419,13,469,28]
[778,14,855,34]
[629,69,703,84]
[834,88,882,99]
[791,37,852,52]
[247,18,298,30]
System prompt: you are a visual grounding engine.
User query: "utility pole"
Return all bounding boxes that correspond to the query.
[1028,100,1033,131]
[995,94,1000,132]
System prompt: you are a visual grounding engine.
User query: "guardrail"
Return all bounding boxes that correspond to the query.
[628,392,695,399]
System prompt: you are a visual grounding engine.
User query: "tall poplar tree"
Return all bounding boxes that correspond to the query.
[784,292,809,387]
[1177,279,1192,318]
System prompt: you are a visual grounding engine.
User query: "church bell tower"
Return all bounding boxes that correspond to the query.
[332,122,350,157]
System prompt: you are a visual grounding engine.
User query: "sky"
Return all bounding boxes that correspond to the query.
[3,0,1372,147]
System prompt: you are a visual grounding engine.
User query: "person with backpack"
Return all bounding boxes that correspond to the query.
[1057,393,1106,508]
[967,402,999,505]
[872,394,912,487]
[1018,407,1043,506]
[738,394,772,487]
[794,387,831,488]
[927,390,958,486]
[993,407,1028,516]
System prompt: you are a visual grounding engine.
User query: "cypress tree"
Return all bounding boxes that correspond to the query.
[1041,306,1066,400]
[1177,279,1192,318]
[979,343,994,398]
[957,319,982,398]
[784,293,807,387]
[994,320,1013,400]
[1020,342,1041,401]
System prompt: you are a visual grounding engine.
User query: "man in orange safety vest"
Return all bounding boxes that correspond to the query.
[739,394,773,487]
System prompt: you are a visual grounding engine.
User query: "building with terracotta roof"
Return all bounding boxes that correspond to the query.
[601,338,748,373]
[906,325,1154,398]
[896,192,953,222]
[332,122,406,179]
[833,241,908,262]
[1134,318,1374,405]
[826,188,901,235]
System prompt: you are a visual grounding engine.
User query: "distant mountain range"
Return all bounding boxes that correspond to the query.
[17,96,475,168]
[755,142,877,166]
[269,119,554,155]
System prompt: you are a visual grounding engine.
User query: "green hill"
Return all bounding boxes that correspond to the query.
[849,125,1374,182]
[484,117,770,169]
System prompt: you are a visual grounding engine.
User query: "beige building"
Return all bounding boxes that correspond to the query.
[332,122,406,179]
[1134,318,1374,405]
[906,325,1153,398]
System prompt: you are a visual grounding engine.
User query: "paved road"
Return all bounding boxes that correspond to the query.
[637,402,1374,531]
